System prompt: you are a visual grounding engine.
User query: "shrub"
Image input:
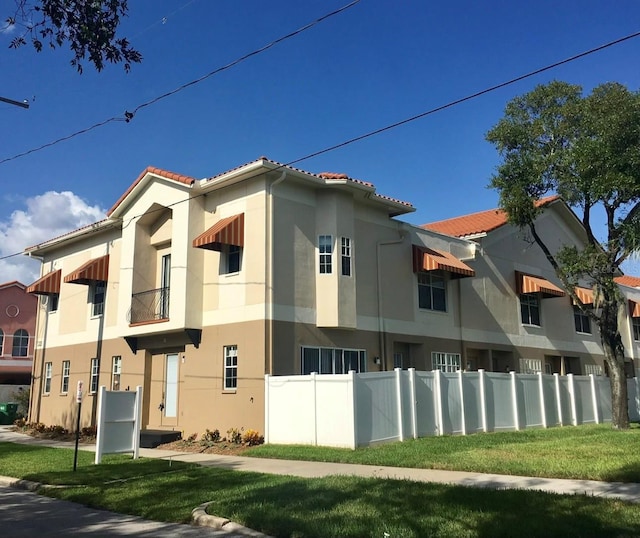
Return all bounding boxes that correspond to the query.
[80,425,97,438]
[243,429,264,446]
[227,427,243,444]
[13,417,26,428]
[11,387,30,418]
[186,432,198,442]
[202,428,221,443]
[45,424,69,435]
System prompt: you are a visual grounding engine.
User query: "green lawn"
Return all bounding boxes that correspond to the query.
[1,441,639,537]
[246,423,640,482]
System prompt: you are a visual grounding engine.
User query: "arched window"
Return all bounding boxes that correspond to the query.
[12,329,29,357]
[0,328,4,356]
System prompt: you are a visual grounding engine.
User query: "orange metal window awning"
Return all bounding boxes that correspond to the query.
[193,213,244,252]
[517,272,565,298]
[26,269,61,296]
[573,286,594,306]
[64,254,109,285]
[629,300,640,318]
[412,245,475,278]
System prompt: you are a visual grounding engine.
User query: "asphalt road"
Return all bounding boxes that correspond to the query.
[0,485,242,537]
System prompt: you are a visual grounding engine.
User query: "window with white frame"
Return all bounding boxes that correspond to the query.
[573,306,591,334]
[112,356,122,390]
[585,364,604,376]
[418,271,446,311]
[341,237,352,276]
[44,362,52,394]
[301,346,367,374]
[222,244,241,274]
[90,358,100,393]
[91,282,106,317]
[520,294,540,326]
[12,329,29,357]
[61,360,70,393]
[224,345,238,390]
[431,352,461,373]
[319,235,333,274]
[519,358,542,374]
[48,294,59,313]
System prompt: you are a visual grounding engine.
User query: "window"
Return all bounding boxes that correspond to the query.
[341,237,352,276]
[319,235,333,274]
[12,329,29,357]
[91,282,106,317]
[48,294,59,313]
[223,245,241,274]
[61,360,70,393]
[112,356,122,390]
[44,362,52,394]
[633,317,640,341]
[520,294,540,326]
[0,328,3,356]
[160,253,171,319]
[393,353,404,369]
[573,306,591,334]
[301,346,367,374]
[432,352,461,373]
[418,271,446,311]
[519,358,542,374]
[90,358,100,393]
[224,345,238,390]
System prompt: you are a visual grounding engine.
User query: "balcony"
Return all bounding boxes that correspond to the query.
[129,287,170,324]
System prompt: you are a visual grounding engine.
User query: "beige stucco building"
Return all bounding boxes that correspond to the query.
[25,158,637,436]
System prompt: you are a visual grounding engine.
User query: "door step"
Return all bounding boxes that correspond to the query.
[140,429,181,449]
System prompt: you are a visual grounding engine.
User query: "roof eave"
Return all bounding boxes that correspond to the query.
[24,219,120,256]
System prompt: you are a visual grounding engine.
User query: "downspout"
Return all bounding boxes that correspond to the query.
[266,170,286,375]
[27,252,46,423]
[376,230,406,371]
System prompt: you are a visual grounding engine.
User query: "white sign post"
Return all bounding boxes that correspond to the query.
[73,381,84,471]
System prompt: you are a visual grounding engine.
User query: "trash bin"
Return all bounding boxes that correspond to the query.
[5,403,18,423]
[0,403,9,425]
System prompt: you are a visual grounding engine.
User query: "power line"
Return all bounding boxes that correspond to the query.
[1,28,640,263]
[0,0,361,165]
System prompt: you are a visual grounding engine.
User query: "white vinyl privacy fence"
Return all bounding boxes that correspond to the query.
[265,369,640,448]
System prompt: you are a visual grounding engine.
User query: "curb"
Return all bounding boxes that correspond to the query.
[191,502,272,537]
[0,475,42,492]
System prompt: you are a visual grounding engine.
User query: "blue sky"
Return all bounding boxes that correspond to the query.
[2,0,640,282]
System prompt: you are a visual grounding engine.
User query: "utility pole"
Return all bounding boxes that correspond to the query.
[0,96,29,109]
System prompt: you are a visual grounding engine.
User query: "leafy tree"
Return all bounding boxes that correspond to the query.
[5,0,141,72]
[486,81,640,430]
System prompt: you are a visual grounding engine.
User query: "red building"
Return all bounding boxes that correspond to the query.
[0,281,37,384]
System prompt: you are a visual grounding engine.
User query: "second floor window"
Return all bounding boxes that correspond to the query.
[319,235,333,274]
[224,245,242,274]
[12,329,29,357]
[633,318,640,341]
[91,282,106,317]
[341,237,352,276]
[574,306,591,334]
[418,271,446,311]
[520,294,540,326]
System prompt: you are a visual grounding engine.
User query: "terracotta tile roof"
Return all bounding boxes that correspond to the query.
[422,195,560,237]
[206,157,412,209]
[107,166,197,216]
[615,275,640,288]
[26,219,113,251]
[0,281,26,290]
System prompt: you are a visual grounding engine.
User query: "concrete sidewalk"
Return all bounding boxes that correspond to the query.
[2,426,640,503]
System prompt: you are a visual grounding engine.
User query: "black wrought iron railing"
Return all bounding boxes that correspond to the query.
[129,287,170,324]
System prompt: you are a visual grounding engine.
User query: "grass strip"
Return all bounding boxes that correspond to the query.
[245,423,640,482]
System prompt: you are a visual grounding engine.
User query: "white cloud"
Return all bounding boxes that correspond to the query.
[0,191,106,285]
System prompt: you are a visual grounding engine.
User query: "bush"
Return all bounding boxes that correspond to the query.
[201,428,221,443]
[11,387,30,418]
[243,429,264,446]
[80,425,97,438]
[227,427,243,444]
[186,432,198,442]
[45,425,69,435]
[13,417,26,428]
